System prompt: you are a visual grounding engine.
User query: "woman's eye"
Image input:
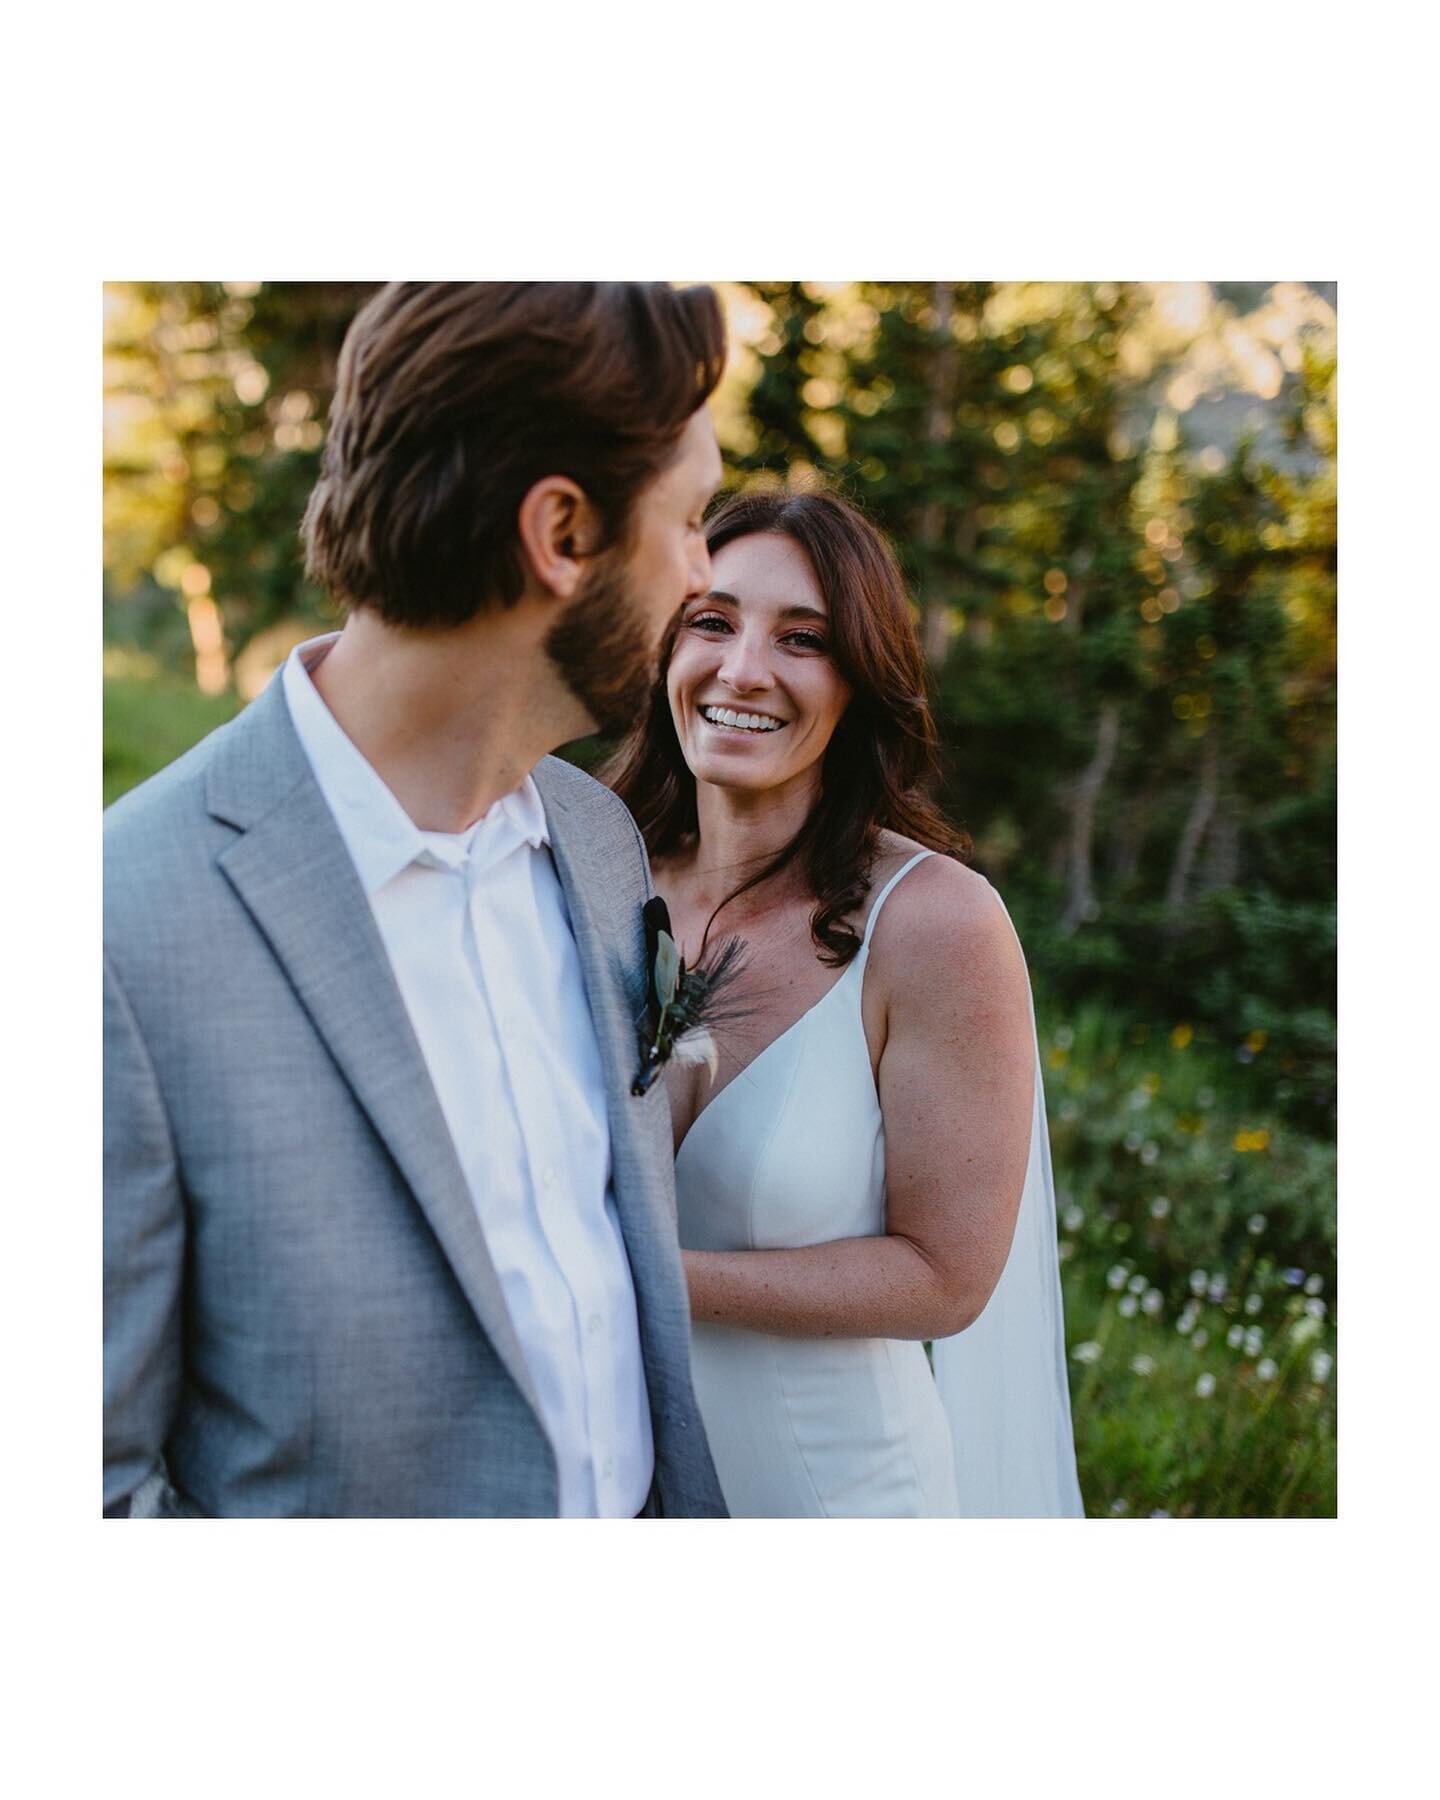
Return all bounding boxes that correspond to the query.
[784,630,827,652]
[687,613,732,634]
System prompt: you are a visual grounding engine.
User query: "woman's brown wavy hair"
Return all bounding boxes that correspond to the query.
[605,486,968,966]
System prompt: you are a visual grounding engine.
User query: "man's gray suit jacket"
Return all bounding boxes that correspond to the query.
[103,676,727,1517]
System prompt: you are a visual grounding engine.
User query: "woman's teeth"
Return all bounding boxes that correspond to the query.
[700,705,784,734]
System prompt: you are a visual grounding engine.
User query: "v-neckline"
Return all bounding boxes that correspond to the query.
[673,950,867,1165]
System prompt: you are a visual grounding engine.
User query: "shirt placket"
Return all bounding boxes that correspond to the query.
[462,842,604,1516]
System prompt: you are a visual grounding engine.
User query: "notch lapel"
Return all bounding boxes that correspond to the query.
[207,685,545,1427]
[533,764,674,1272]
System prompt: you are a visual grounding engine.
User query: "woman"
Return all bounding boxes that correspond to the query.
[609,487,1082,1518]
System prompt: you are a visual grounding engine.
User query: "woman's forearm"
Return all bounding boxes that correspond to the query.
[683,1236,979,1341]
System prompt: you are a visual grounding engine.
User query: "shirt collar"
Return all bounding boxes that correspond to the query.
[281,632,550,898]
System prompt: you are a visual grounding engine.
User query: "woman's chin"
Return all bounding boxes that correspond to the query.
[690,752,787,794]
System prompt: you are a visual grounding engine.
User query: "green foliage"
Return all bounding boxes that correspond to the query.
[722,281,1337,1137]
[103,668,240,808]
[104,281,373,681]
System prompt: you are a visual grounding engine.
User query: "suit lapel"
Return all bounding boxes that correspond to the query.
[533,764,673,1273]
[206,683,545,1427]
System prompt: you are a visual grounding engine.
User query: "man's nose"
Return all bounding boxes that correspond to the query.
[685,536,712,602]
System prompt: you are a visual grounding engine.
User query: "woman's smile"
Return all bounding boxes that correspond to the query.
[697,703,788,736]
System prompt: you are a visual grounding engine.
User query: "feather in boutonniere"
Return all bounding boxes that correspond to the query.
[632,895,748,1097]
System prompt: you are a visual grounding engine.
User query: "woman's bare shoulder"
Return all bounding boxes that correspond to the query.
[869,835,1001,929]
[865,845,1023,1000]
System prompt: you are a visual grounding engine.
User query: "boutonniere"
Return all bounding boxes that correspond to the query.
[632,896,747,1097]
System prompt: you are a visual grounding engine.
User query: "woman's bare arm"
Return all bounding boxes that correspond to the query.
[682,864,1034,1341]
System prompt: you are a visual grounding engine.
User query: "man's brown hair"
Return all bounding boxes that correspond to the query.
[301,282,727,628]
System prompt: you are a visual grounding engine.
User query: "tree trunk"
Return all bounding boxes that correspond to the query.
[1109,771,1160,888]
[1165,728,1221,916]
[1061,545,1093,635]
[1199,754,1241,893]
[1060,701,1122,934]
[186,592,230,696]
[920,282,957,666]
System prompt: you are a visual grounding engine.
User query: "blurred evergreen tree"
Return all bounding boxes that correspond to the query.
[104,280,377,689]
[103,279,1336,1121]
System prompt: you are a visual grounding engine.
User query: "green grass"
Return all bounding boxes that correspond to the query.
[104,668,242,808]
[103,672,1337,1516]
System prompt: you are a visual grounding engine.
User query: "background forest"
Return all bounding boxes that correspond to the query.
[103,280,1338,1517]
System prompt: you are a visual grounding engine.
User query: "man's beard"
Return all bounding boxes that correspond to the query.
[543,551,661,739]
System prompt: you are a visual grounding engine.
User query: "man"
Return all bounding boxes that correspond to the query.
[104,283,729,1516]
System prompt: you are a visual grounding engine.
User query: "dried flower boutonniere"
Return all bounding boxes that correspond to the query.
[632,895,747,1097]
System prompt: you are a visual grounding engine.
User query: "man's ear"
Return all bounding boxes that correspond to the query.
[516,476,603,601]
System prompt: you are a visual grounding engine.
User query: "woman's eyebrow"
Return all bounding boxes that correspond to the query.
[698,590,828,625]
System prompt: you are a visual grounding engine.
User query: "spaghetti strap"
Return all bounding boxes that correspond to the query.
[861,849,934,950]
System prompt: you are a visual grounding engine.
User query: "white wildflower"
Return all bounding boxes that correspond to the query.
[1073,1341,1102,1365]
[1131,1355,1156,1377]
[1244,1326,1264,1356]
[1306,1297,1326,1320]
[1107,1265,1129,1291]
[1128,1273,1148,1295]
[1141,1142,1160,1165]
[1142,1290,1163,1316]
[1247,1213,1267,1235]
[1256,1357,1278,1381]
[1189,1270,1208,1296]
[1195,1372,1216,1399]
[1304,1274,1324,1296]
[1063,1206,1085,1232]
[1311,1351,1333,1383]
[1227,1324,1245,1349]
[1244,1293,1263,1316]
[1118,1294,1139,1318]
[1150,1195,1171,1218]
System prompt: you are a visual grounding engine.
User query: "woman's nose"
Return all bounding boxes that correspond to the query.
[718,629,775,693]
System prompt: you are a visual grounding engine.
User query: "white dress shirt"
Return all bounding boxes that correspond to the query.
[282,635,654,1516]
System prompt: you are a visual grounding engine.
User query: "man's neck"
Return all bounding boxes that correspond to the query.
[310,607,590,833]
